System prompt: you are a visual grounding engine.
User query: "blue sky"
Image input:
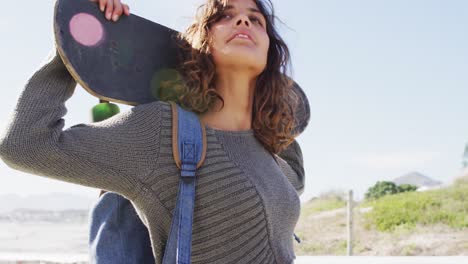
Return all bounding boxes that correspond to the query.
[0,0,467,203]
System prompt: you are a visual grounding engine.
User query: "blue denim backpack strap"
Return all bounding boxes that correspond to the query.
[162,102,206,264]
[88,192,155,264]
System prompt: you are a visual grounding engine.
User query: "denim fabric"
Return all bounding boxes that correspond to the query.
[89,192,155,264]
[162,104,203,264]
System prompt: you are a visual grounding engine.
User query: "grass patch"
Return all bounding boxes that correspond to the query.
[295,239,348,255]
[296,241,324,254]
[362,184,468,232]
[400,243,423,256]
[302,197,346,217]
[454,174,468,187]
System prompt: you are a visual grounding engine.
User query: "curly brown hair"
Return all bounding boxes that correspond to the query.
[162,0,299,154]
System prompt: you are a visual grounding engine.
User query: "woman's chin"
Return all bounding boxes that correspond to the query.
[214,51,266,72]
[220,59,265,74]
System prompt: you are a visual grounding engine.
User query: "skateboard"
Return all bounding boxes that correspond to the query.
[53,0,310,133]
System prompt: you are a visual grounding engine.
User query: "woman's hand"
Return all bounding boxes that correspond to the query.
[89,0,130,22]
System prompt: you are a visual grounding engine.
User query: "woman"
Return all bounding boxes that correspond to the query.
[0,0,305,263]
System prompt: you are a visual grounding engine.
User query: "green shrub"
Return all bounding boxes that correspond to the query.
[365,181,418,200]
[398,184,418,193]
[365,181,399,200]
[364,185,468,232]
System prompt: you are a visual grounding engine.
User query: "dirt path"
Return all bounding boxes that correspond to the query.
[294,206,468,256]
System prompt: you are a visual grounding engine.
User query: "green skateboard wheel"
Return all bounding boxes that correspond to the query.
[92,102,120,122]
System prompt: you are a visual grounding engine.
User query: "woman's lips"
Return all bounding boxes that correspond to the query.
[227,31,255,44]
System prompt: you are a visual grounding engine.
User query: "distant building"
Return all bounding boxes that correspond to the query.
[392,171,443,192]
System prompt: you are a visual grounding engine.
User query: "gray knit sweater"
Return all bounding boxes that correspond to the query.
[0,50,305,264]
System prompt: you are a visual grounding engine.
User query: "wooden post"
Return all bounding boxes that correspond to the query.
[347,189,353,256]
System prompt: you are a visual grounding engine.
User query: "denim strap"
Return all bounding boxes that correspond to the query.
[163,103,204,264]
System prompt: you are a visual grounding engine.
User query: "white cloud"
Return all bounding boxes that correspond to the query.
[351,151,441,170]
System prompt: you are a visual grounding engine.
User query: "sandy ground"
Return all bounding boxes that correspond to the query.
[0,222,88,255]
[0,256,467,264]
[294,206,468,256]
[0,207,466,263]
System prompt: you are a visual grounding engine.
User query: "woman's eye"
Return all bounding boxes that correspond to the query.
[250,16,263,26]
[221,13,232,20]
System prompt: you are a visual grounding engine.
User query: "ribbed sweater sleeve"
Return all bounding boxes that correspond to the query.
[0,50,162,200]
[275,140,305,196]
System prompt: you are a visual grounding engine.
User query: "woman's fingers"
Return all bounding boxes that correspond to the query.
[112,0,123,21]
[123,4,130,16]
[90,0,129,21]
[99,0,106,12]
[105,0,114,20]
[88,0,105,12]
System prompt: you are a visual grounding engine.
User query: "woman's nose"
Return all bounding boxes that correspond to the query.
[235,15,250,27]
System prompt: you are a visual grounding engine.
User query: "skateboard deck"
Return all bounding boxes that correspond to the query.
[53,0,310,134]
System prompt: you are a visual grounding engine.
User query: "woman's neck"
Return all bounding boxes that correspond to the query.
[200,69,256,131]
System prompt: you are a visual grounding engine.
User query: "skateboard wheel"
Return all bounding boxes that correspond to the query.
[92,102,121,122]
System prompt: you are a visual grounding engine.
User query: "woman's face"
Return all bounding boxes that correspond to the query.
[209,0,270,76]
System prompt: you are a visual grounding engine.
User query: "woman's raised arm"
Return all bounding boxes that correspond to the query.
[0,50,162,200]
